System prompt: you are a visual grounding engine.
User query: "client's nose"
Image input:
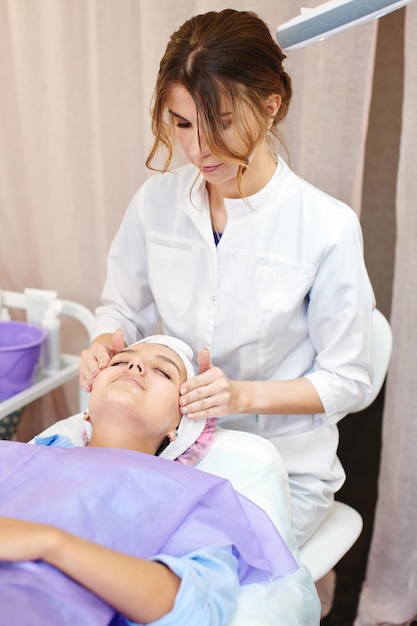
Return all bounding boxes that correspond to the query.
[128,356,145,374]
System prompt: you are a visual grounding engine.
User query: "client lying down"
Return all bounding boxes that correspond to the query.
[0,336,303,626]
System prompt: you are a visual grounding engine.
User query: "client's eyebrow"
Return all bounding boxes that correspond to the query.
[156,354,181,375]
[117,349,181,375]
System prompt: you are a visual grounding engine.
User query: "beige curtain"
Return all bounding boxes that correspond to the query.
[0,0,377,437]
[355,4,417,625]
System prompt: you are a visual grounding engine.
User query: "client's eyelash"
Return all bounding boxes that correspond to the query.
[156,368,171,380]
[110,361,171,380]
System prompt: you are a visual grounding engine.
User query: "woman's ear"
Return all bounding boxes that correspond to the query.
[167,427,178,442]
[265,94,281,125]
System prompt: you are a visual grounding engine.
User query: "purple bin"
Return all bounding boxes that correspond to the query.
[0,321,47,401]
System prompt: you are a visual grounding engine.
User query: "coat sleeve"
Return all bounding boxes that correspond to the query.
[94,185,158,345]
[304,210,375,422]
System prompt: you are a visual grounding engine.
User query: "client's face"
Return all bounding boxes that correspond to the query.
[87,343,187,451]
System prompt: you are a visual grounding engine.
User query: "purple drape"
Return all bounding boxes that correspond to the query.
[0,442,297,625]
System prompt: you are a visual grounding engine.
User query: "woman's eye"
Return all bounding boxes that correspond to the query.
[110,361,127,367]
[176,121,191,129]
[156,368,171,380]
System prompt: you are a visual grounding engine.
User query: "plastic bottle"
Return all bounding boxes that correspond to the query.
[0,307,11,321]
[41,300,62,375]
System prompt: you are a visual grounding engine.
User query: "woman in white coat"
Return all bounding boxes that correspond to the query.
[80,9,375,547]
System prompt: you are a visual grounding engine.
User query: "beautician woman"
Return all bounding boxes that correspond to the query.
[79,9,375,547]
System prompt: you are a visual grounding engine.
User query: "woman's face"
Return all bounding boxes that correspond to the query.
[88,343,187,449]
[166,83,264,191]
[167,84,281,198]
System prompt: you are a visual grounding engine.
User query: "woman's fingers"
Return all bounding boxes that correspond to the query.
[197,347,211,374]
[79,330,126,390]
[111,328,125,355]
[79,344,110,390]
[180,367,234,419]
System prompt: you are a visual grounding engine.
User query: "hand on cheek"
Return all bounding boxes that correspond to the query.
[179,348,237,420]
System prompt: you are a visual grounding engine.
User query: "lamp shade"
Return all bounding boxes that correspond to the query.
[276,0,415,50]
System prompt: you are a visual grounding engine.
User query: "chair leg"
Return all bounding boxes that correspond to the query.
[316,569,336,618]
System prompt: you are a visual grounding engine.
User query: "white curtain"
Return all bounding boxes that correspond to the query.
[355,5,417,625]
[0,0,377,436]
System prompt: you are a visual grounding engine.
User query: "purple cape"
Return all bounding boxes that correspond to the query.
[0,441,297,625]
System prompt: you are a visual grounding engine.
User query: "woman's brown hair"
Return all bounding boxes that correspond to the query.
[146,9,292,189]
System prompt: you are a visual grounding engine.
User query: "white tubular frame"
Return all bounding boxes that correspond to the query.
[0,290,95,421]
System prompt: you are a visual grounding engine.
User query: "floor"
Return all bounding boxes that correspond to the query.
[321,389,385,625]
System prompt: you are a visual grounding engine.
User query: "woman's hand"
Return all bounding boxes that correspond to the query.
[79,329,126,391]
[0,516,58,562]
[0,515,179,622]
[179,348,242,420]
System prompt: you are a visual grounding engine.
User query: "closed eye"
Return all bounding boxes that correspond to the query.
[168,109,191,129]
[176,120,191,129]
[155,367,172,380]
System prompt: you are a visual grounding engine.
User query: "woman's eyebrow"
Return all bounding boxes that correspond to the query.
[168,109,232,119]
[168,109,188,121]
[116,349,136,357]
[155,354,181,375]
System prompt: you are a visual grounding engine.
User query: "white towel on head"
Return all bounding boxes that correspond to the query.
[134,335,195,380]
[132,335,207,461]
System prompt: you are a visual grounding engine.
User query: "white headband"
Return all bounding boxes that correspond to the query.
[131,335,206,461]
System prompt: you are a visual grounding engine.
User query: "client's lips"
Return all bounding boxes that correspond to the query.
[117,376,145,390]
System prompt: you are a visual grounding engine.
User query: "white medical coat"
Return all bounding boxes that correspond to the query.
[96,159,375,543]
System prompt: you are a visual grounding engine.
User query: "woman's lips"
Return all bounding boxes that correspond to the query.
[202,164,222,174]
[117,376,145,390]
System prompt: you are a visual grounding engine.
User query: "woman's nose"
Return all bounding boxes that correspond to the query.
[128,357,145,374]
[189,127,210,160]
